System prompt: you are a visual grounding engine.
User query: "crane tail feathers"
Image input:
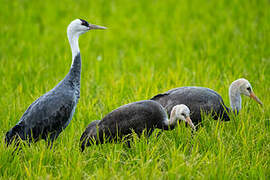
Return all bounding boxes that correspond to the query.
[5,125,24,147]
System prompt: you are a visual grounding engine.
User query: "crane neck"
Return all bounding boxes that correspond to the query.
[162,108,178,130]
[229,82,241,113]
[63,30,81,93]
[68,32,80,62]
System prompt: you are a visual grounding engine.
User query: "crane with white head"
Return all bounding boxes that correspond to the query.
[5,19,106,149]
[151,78,262,126]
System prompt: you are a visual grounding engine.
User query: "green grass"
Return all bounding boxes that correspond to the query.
[0,0,270,179]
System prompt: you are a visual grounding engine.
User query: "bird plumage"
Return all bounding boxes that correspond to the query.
[4,18,109,148]
[80,120,100,151]
[98,100,167,136]
[6,19,106,148]
[151,86,231,126]
[151,78,263,126]
[80,100,168,151]
[5,53,81,147]
[80,100,194,151]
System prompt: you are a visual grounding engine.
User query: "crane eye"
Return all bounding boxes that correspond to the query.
[247,87,251,91]
[81,21,87,26]
[80,19,89,27]
[181,113,185,116]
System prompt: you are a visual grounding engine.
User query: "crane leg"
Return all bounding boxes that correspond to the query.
[47,133,59,149]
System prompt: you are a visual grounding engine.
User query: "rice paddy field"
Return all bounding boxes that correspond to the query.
[0,0,269,179]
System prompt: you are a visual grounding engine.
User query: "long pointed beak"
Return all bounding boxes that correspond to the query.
[250,92,263,106]
[89,24,107,30]
[185,116,196,130]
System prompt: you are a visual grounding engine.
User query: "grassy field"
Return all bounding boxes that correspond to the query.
[0,0,269,179]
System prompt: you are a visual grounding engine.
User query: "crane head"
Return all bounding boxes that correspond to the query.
[237,78,263,106]
[172,104,195,130]
[67,19,106,36]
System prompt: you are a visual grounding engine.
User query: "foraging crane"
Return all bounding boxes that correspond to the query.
[5,19,106,148]
[151,78,263,125]
[80,100,194,151]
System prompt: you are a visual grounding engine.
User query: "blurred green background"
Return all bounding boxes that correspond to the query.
[0,0,269,179]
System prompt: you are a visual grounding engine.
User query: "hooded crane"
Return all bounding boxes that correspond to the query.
[151,78,263,126]
[80,100,195,151]
[5,19,106,148]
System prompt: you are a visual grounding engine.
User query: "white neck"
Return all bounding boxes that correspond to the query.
[163,108,178,127]
[229,82,241,112]
[67,30,80,63]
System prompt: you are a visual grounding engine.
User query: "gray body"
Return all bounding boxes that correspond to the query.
[5,53,81,147]
[151,87,230,125]
[80,100,169,151]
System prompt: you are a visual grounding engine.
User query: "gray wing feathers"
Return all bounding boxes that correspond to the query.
[6,53,81,147]
[17,91,75,140]
[151,87,227,125]
[80,100,168,150]
[99,101,164,134]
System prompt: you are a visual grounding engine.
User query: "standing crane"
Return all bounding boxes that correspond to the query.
[5,19,106,148]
